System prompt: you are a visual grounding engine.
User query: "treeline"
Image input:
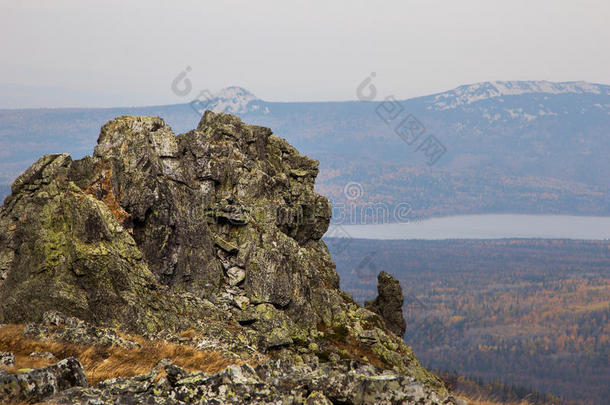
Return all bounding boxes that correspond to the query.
[435,369,569,405]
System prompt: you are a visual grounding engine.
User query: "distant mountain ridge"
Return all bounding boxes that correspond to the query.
[195,80,610,116]
[205,86,269,115]
[428,80,610,110]
[1,80,609,220]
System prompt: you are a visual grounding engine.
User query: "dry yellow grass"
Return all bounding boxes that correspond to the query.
[0,324,240,384]
[0,325,534,405]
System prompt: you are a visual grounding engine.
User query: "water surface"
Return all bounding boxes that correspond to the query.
[326,214,610,240]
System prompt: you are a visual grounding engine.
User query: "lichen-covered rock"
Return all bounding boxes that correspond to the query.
[0,113,334,331]
[365,271,407,337]
[0,351,14,367]
[47,359,459,405]
[0,357,87,403]
[0,153,225,333]
[0,111,444,395]
[24,312,140,349]
[29,351,57,360]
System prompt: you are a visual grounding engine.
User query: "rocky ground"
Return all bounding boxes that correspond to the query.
[0,111,464,404]
[1,312,464,404]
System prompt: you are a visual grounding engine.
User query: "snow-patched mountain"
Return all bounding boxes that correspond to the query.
[416,80,610,126]
[206,86,269,115]
[429,80,610,111]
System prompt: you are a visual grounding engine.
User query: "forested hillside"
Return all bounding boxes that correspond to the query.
[326,238,610,404]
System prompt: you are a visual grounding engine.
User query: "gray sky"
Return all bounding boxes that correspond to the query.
[1,0,609,108]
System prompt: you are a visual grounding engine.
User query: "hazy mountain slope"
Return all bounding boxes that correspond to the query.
[1,82,608,219]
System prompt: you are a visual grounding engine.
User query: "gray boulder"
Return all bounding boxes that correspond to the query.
[0,357,87,403]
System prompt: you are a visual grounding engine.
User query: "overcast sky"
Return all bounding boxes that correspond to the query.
[1,0,609,108]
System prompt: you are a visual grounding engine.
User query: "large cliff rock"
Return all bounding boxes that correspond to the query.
[0,112,334,332]
[0,112,444,400]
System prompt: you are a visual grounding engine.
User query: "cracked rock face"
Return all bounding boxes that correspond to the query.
[0,111,335,331]
[365,271,407,337]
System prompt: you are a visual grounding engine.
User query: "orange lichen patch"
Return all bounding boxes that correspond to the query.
[332,336,387,370]
[83,166,132,232]
[315,323,386,370]
[0,324,240,385]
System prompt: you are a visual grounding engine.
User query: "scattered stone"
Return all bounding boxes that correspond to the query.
[226,266,246,286]
[30,351,57,360]
[365,271,407,337]
[47,359,457,404]
[42,310,80,327]
[24,313,140,349]
[0,352,14,367]
[0,357,87,403]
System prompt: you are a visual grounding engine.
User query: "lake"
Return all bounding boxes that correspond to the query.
[325,214,610,240]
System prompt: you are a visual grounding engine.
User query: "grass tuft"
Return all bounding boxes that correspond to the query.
[0,324,240,384]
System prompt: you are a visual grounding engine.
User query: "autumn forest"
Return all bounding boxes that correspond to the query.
[326,238,610,404]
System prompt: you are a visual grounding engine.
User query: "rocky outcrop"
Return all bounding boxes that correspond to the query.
[0,111,444,401]
[0,112,334,333]
[0,151,225,333]
[0,357,87,403]
[365,271,407,337]
[48,360,462,405]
